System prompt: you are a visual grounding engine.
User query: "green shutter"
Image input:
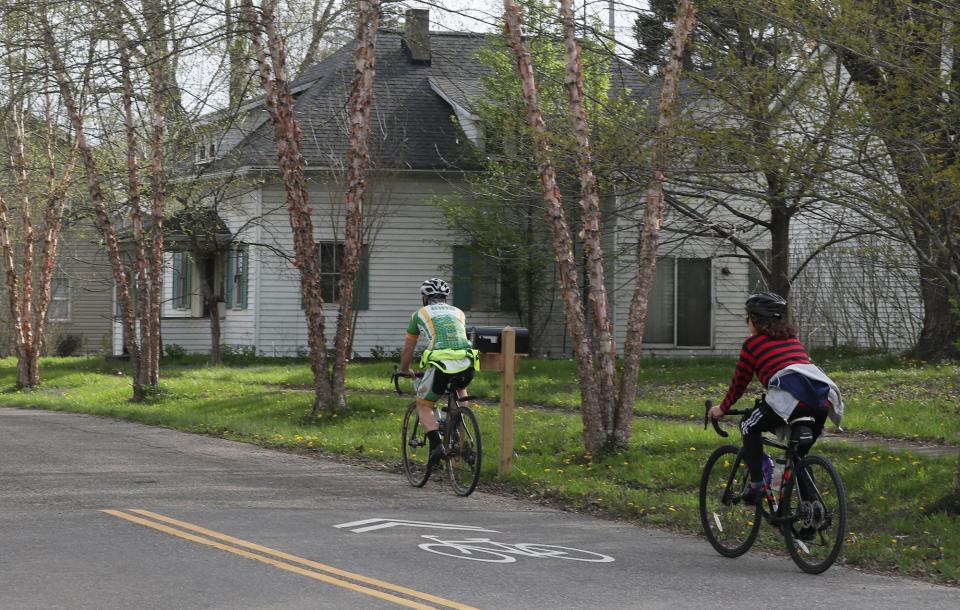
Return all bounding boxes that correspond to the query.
[238,247,249,309]
[183,252,192,310]
[499,265,518,312]
[172,251,183,308]
[224,249,235,308]
[452,246,472,310]
[173,251,192,310]
[352,246,369,311]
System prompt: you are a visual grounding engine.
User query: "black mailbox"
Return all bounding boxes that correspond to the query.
[469,326,530,354]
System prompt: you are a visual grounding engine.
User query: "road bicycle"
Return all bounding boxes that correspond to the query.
[698,399,847,574]
[392,366,482,496]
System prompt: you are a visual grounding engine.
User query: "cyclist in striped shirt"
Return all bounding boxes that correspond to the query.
[708,292,842,506]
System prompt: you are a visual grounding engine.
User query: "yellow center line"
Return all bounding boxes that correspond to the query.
[129,509,477,610]
[102,509,478,610]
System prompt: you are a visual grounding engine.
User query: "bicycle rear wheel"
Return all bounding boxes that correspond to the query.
[401,402,430,487]
[783,454,846,574]
[447,406,481,496]
[699,445,762,558]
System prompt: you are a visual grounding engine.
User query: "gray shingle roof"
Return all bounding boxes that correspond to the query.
[212,30,492,172]
[210,29,650,173]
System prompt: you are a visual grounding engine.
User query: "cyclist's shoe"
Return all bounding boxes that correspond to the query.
[740,483,765,506]
[795,526,817,541]
[427,445,447,470]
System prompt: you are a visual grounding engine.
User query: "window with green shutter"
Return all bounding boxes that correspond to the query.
[452,246,472,309]
[451,246,515,312]
[172,251,192,310]
[302,242,369,310]
[225,246,249,310]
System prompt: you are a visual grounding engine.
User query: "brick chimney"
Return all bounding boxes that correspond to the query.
[402,9,431,64]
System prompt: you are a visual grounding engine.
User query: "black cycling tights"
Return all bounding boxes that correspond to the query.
[740,399,828,484]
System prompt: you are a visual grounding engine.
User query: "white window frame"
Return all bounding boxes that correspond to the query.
[644,256,714,348]
[195,134,217,165]
[48,277,71,321]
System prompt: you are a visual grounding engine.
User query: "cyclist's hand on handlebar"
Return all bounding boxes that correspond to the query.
[397,368,416,378]
[708,404,725,420]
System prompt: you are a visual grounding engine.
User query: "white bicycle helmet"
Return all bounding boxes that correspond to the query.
[420,278,450,297]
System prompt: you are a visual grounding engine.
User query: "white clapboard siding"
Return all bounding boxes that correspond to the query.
[610,195,748,356]
[220,188,259,349]
[789,211,921,350]
[157,173,921,358]
[254,173,529,357]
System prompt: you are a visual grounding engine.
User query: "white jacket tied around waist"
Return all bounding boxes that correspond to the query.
[765,363,844,428]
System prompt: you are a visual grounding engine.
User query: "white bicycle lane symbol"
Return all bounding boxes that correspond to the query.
[417,535,615,564]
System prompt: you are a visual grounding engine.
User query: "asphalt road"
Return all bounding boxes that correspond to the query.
[1,407,957,610]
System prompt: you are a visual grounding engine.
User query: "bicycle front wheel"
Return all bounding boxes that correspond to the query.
[783,454,846,574]
[401,402,430,487]
[447,406,482,496]
[699,445,761,558]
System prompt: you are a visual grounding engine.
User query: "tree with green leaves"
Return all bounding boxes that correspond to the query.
[501,0,697,453]
[773,0,960,364]
[436,0,643,352]
[631,0,882,306]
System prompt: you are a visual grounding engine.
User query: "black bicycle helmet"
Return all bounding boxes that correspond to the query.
[420,278,450,297]
[745,292,787,320]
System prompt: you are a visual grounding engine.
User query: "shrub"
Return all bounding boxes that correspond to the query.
[165,343,188,358]
[56,334,83,357]
[221,344,258,365]
[369,345,402,360]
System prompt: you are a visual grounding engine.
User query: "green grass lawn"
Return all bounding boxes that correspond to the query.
[334,355,960,443]
[0,354,957,583]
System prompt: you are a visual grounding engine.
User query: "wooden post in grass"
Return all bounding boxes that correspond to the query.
[499,327,516,475]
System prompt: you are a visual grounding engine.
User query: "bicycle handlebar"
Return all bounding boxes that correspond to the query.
[702,400,748,438]
[391,365,423,395]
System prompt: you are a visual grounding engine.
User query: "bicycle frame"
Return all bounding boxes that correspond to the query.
[709,405,821,530]
[701,398,846,573]
[393,366,482,495]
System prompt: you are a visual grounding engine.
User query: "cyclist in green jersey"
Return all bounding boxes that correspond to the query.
[398,278,480,468]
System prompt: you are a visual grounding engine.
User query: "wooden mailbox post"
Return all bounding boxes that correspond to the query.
[476,326,524,475]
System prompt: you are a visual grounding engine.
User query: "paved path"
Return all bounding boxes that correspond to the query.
[1,407,957,609]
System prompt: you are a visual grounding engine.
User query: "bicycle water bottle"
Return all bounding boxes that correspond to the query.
[771,459,785,492]
[761,453,774,487]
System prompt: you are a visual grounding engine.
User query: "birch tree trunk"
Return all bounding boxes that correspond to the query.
[29,95,75,384]
[118,34,151,390]
[0,194,28,386]
[559,0,619,441]
[225,0,248,108]
[503,0,605,454]
[617,0,697,438]
[0,93,75,389]
[12,104,37,386]
[145,2,168,386]
[330,0,379,412]
[242,0,334,413]
[41,8,146,400]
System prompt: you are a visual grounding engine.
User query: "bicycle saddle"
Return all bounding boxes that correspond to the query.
[788,416,817,448]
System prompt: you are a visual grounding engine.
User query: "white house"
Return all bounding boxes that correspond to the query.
[116,10,921,358]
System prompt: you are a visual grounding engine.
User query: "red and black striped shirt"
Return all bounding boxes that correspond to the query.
[719,334,811,413]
